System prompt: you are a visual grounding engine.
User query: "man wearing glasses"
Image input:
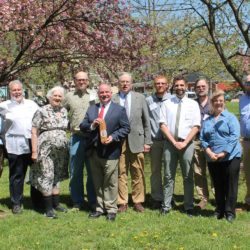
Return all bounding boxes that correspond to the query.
[146,75,172,209]
[239,75,250,211]
[64,71,96,210]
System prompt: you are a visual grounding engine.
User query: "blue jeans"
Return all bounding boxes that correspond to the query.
[69,134,96,206]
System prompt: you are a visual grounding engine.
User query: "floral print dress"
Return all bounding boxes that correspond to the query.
[30,104,69,194]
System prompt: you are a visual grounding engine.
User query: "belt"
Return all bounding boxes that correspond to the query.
[243,137,250,142]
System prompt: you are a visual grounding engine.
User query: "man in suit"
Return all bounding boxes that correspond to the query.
[113,72,151,213]
[80,83,130,221]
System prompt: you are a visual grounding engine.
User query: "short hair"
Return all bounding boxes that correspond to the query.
[118,72,133,81]
[46,86,65,100]
[97,83,112,93]
[154,75,168,84]
[209,90,225,115]
[9,80,23,90]
[194,78,208,88]
[173,75,187,85]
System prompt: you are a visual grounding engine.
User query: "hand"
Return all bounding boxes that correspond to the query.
[144,144,151,153]
[216,152,227,160]
[31,152,38,162]
[103,135,113,145]
[208,152,218,161]
[174,141,187,150]
[91,118,102,129]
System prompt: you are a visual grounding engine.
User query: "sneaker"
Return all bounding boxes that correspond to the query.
[133,203,144,213]
[45,209,57,219]
[12,205,22,214]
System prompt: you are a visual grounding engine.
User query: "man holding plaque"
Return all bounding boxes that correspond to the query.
[80,83,130,221]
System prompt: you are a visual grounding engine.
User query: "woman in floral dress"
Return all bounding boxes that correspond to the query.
[30,86,69,218]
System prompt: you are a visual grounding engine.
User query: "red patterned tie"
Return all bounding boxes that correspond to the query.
[98,105,105,119]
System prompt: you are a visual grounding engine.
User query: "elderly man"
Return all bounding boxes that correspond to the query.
[113,72,151,213]
[0,80,38,214]
[239,75,250,211]
[80,83,130,221]
[146,75,171,208]
[64,71,96,210]
[160,75,201,216]
[193,79,210,209]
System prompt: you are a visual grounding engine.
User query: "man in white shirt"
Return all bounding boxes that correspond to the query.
[160,75,201,216]
[0,80,38,214]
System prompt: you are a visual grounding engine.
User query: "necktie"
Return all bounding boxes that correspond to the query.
[124,95,129,118]
[174,101,182,139]
[98,105,105,119]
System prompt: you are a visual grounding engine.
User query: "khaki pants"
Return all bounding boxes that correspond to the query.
[118,139,145,204]
[89,150,118,214]
[242,140,250,205]
[193,140,209,201]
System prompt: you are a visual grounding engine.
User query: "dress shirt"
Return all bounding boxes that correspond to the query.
[196,98,210,128]
[0,99,38,155]
[159,96,201,140]
[146,92,172,140]
[239,94,250,138]
[98,101,111,119]
[200,109,241,161]
[119,91,131,117]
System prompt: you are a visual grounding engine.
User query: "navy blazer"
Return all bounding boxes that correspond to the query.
[80,101,130,160]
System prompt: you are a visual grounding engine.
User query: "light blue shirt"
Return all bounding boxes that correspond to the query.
[239,94,250,138]
[0,117,2,145]
[200,109,241,162]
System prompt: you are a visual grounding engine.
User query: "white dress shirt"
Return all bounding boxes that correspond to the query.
[159,96,201,140]
[119,91,131,117]
[0,99,38,155]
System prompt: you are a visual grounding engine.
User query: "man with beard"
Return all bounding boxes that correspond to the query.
[0,80,38,214]
[146,75,172,208]
[193,79,210,209]
[80,83,130,221]
[239,75,250,211]
[159,75,201,216]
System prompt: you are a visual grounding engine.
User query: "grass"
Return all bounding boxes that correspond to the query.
[0,101,249,249]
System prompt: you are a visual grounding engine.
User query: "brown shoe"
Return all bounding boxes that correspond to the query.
[133,203,144,213]
[197,199,208,210]
[118,204,128,213]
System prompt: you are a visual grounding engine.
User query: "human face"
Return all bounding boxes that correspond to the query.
[195,80,208,97]
[10,83,23,103]
[74,72,89,92]
[98,84,112,105]
[244,75,250,95]
[50,90,63,107]
[119,74,132,94]
[173,80,186,98]
[154,78,168,96]
[212,95,225,115]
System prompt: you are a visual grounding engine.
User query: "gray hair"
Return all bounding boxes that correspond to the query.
[118,72,133,81]
[46,86,65,100]
[9,80,23,90]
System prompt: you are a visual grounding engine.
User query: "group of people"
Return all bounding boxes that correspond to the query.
[0,71,249,223]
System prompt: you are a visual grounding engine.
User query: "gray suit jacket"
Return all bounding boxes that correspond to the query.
[112,91,152,153]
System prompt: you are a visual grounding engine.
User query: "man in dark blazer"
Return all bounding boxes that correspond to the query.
[80,83,130,221]
[112,72,152,213]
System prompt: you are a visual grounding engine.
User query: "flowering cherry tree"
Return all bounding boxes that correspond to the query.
[0,0,152,84]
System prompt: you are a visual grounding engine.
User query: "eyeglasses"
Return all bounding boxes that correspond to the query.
[76,78,88,82]
[196,85,206,89]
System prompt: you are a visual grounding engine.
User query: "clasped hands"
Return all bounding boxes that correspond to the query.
[206,148,227,161]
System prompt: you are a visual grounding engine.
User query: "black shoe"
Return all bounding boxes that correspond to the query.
[54,205,68,213]
[88,211,103,219]
[106,213,116,221]
[226,214,235,223]
[12,205,22,214]
[186,209,194,217]
[160,208,169,216]
[151,200,162,209]
[45,209,57,219]
[214,211,224,220]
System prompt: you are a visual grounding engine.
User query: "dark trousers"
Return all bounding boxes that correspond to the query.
[208,158,240,216]
[8,153,31,205]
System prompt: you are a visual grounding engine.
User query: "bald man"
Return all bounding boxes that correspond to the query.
[64,71,96,210]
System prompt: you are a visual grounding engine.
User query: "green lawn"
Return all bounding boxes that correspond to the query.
[0,101,249,250]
